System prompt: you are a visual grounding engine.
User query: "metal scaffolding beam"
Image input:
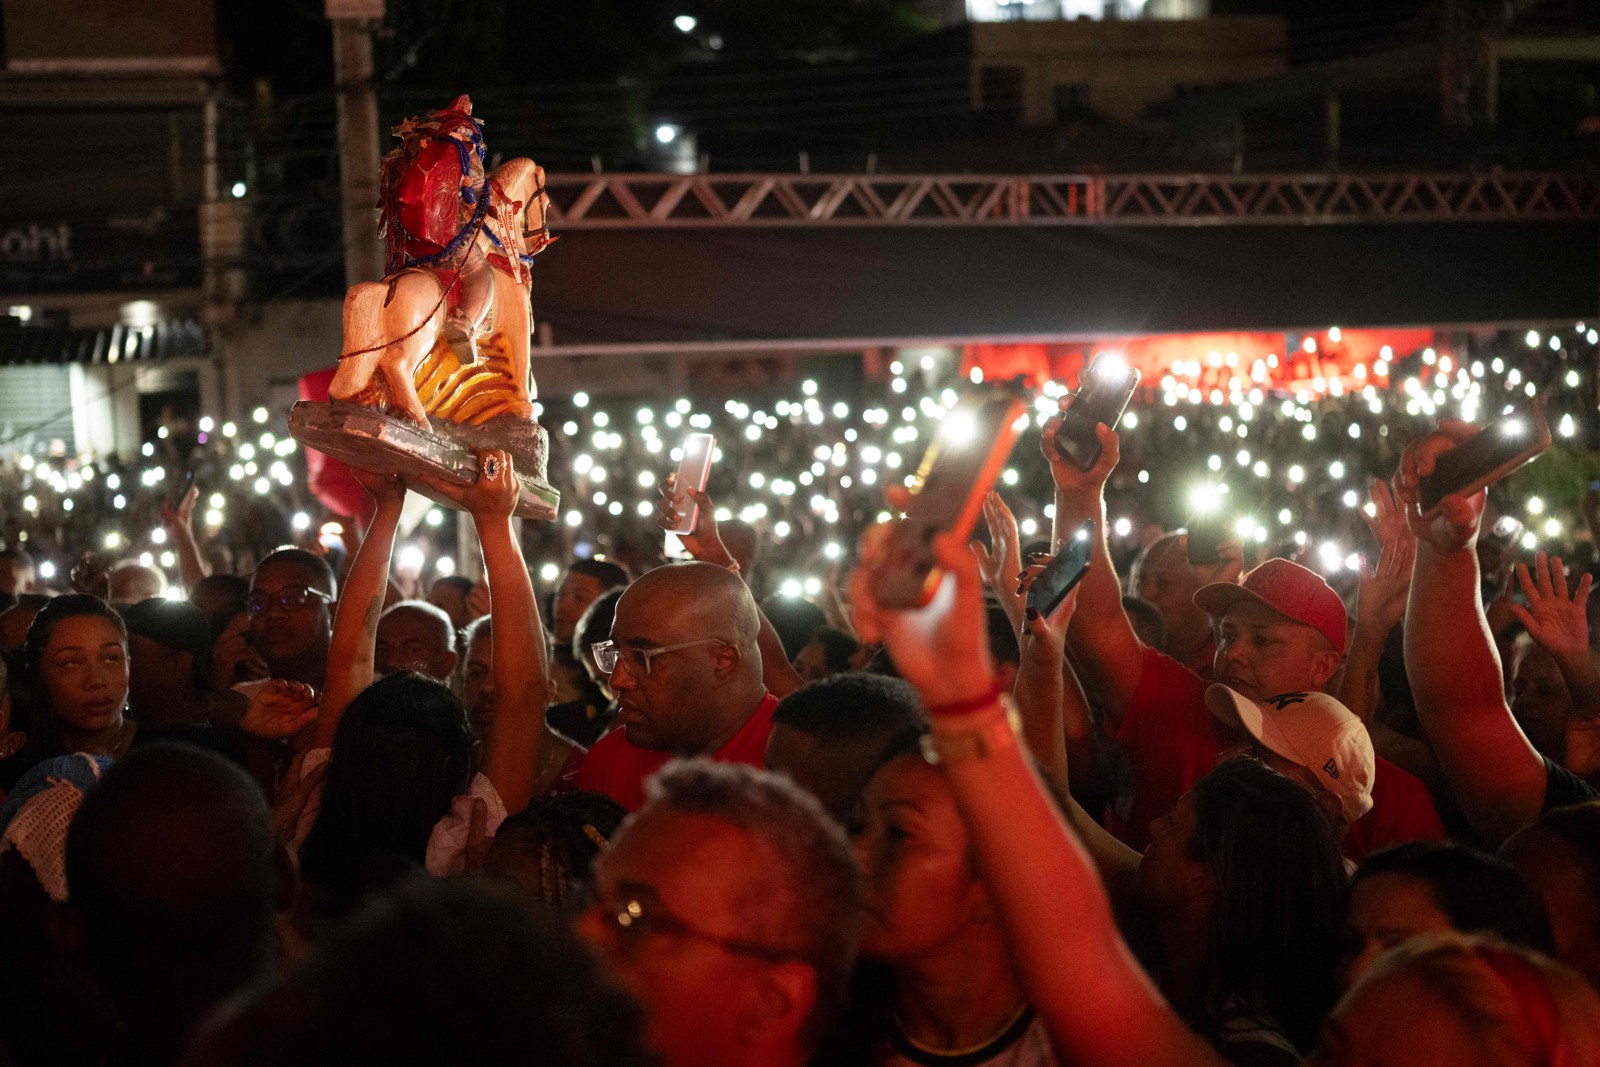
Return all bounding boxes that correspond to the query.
[545,171,1600,228]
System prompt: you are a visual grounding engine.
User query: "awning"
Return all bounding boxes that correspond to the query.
[529,220,1600,351]
[0,318,210,366]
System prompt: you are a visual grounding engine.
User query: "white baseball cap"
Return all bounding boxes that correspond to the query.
[1205,684,1375,825]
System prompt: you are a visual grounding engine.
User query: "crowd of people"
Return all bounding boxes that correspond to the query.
[0,328,1596,1065]
[4,326,1598,611]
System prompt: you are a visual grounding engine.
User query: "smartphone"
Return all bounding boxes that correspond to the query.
[1027,520,1094,621]
[167,469,194,511]
[667,433,716,536]
[1054,355,1141,471]
[869,382,1028,609]
[1418,401,1551,515]
[1185,513,1231,567]
[1491,515,1526,544]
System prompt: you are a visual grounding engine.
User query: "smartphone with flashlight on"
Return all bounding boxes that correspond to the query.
[1491,515,1526,544]
[868,381,1029,609]
[666,432,716,537]
[1184,512,1233,567]
[1026,519,1094,622]
[1417,400,1551,515]
[1055,355,1141,471]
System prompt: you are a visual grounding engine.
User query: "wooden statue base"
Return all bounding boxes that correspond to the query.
[288,401,559,521]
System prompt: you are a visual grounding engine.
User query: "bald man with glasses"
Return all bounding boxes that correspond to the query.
[577,561,777,811]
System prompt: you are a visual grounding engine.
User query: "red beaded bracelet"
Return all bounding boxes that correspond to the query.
[925,681,1004,719]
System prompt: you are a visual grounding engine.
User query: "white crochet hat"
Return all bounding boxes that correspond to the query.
[0,754,111,902]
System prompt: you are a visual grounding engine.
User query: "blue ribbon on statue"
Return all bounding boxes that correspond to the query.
[455,125,488,204]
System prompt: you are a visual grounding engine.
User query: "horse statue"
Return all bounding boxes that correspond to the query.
[295,95,560,518]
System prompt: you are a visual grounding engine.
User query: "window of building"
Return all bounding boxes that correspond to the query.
[1054,83,1093,120]
[978,66,1024,121]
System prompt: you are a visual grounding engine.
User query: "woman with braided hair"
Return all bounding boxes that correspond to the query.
[483,790,626,912]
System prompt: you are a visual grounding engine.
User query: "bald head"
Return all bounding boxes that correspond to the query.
[605,563,767,755]
[108,563,166,604]
[621,563,760,652]
[1130,533,1209,655]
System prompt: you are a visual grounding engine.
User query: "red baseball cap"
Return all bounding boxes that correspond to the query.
[1192,558,1347,654]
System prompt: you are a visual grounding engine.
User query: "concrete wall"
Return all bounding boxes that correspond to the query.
[972,15,1287,124]
[216,298,344,420]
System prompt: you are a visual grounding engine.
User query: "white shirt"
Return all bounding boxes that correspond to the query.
[884,1009,1058,1067]
[287,747,506,876]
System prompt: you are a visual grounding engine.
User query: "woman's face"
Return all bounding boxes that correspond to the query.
[1307,970,1486,1067]
[853,754,984,963]
[41,616,128,734]
[1512,645,1573,759]
[1338,874,1455,992]
[1137,789,1213,908]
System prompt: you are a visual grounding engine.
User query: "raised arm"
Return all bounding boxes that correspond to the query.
[972,491,1027,639]
[1510,553,1600,781]
[1511,554,1600,718]
[1336,481,1415,722]
[852,524,1224,1067]
[162,483,209,588]
[1014,585,1143,906]
[1041,405,1145,725]
[657,476,804,699]
[1001,545,1095,799]
[1009,581,1074,799]
[309,470,405,751]
[1397,423,1549,847]
[423,451,548,815]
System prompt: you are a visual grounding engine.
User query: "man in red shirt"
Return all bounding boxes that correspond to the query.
[1044,411,1442,858]
[578,562,777,810]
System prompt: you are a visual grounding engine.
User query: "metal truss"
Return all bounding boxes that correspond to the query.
[545,171,1600,228]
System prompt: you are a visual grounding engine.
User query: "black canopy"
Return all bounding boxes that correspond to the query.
[531,220,1599,349]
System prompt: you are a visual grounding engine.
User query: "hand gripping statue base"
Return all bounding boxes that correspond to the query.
[289,95,559,519]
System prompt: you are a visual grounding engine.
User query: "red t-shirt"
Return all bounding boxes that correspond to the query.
[1184,638,1218,680]
[1109,647,1443,858]
[1108,648,1227,850]
[575,692,779,812]
[1342,755,1446,863]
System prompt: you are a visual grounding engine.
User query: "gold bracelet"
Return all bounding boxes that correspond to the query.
[922,701,1022,766]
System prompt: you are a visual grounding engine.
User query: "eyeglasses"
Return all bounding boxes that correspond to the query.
[246,585,334,616]
[583,885,803,964]
[591,638,726,676]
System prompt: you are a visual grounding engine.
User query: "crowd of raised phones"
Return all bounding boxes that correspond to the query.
[0,373,1598,1067]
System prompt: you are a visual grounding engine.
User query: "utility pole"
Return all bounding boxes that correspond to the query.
[328,0,385,286]
[1439,0,1472,134]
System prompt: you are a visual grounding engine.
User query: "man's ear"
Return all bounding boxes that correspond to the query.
[1311,650,1344,690]
[712,642,743,679]
[442,651,459,678]
[736,961,816,1049]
